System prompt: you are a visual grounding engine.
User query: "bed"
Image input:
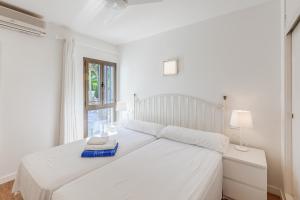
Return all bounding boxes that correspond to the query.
[14,93,227,200]
[50,94,228,200]
[12,121,164,200]
[51,126,228,200]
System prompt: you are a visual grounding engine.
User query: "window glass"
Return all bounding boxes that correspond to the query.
[104,65,115,104]
[88,63,101,105]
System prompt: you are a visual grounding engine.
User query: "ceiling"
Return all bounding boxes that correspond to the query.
[4,0,272,44]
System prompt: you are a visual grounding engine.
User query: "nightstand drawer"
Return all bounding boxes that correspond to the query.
[223,159,267,190]
[223,178,267,200]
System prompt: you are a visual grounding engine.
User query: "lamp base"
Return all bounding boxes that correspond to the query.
[235,145,249,152]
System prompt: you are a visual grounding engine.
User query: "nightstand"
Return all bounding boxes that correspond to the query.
[223,144,267,200]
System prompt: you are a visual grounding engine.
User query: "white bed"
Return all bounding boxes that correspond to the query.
[52,138,223,200]
[51,93,228,200]
[14,94,226,200]
[12,123,161,200]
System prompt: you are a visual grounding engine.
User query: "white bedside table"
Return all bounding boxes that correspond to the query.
[223,144,267,200]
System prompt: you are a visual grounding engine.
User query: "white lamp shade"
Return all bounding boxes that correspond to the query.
[230,110,253,128]
[116,101,127,111]
[163,60,178,75]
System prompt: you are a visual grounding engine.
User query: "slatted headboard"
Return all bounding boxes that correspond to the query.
[132,94,226,134]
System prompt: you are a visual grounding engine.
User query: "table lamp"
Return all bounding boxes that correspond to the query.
[230,110,253,152]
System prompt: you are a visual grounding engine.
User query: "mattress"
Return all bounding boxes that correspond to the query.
[52,138,223,200]
[12,127,156,200]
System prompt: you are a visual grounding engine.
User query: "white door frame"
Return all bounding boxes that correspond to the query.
[282,4,300,198]
[282,32,293,198]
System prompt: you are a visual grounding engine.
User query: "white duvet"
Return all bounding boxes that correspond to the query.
[12,127,156,200]
[52,138,223,200]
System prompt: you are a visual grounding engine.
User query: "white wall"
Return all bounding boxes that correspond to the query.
[285,0,300,29]
[119,1,282,190]
[0,26,63,180]
[0,25,118,181]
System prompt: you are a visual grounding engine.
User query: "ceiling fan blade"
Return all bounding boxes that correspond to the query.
[126,0,163,5]
[105,0,128,9]
[102,7,124,24]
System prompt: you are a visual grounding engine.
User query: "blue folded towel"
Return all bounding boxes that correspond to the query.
[81,143,119,158]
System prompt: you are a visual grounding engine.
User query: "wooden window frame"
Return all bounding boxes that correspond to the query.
[83,57,117,138]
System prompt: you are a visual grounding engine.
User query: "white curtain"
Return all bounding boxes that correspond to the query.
[59,38,81,144]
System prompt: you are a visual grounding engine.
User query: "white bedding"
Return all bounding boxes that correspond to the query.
[12,127,156,200]
[52,138,223,200]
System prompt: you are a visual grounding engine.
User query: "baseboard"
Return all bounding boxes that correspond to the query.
[268,185,285,200]
[285,193,294,200]
[0,172,16,185]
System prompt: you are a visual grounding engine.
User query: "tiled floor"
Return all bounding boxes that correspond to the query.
[0,180,281,200]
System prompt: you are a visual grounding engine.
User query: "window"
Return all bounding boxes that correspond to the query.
[84,58,116,137]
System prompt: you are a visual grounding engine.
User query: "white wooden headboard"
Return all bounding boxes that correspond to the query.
[132,94,226,133]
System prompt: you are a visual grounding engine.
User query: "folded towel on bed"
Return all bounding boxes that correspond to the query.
[81,143,119,158]
[84,139,117,150]
[87,136,109,145]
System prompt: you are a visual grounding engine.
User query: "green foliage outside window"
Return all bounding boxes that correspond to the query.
[90,64,99,98]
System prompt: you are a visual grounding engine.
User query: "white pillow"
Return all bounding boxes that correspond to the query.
[121,120,165,137]
[159,126,229,153]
